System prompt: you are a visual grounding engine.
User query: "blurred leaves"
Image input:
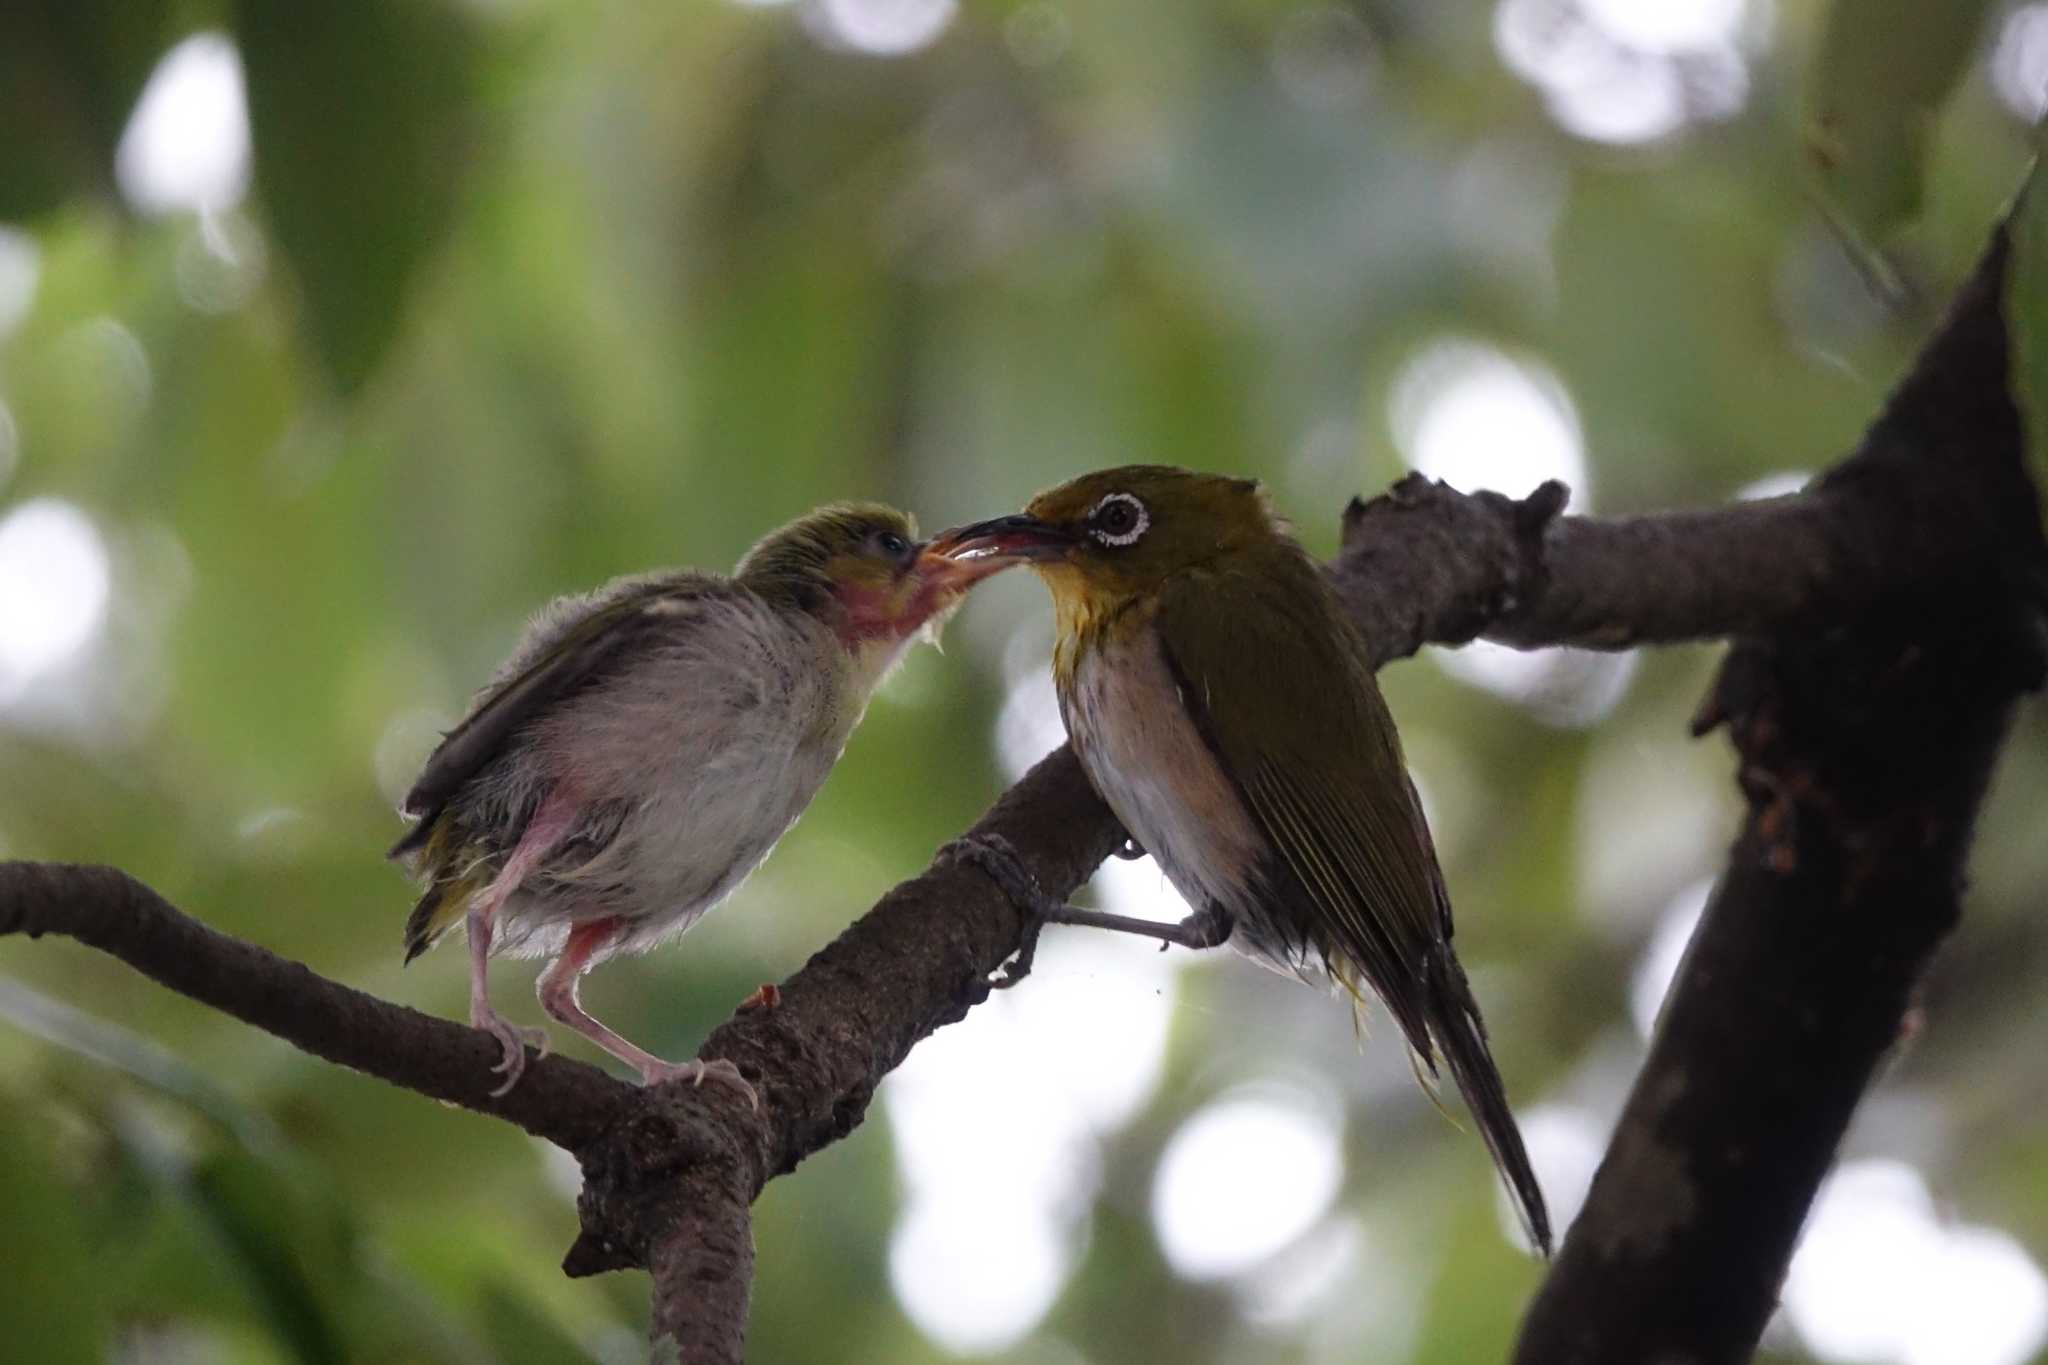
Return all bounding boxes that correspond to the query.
[234,0,478,393]
[0,0,175,219]
[1804,0,1997,245]
[0,1,2044,1362]
[0,1101,108,1362]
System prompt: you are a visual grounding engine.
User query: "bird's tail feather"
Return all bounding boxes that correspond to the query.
[402,884,457,963]
[399,819,485,964]
[1426,955,1553,1256]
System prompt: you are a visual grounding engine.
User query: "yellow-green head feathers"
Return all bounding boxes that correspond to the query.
[734,502,923,618]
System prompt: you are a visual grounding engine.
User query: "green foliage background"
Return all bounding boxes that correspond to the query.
[2,1,2045,1362]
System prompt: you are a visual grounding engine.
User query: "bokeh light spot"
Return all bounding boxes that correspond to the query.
[1993,5,2048,123]
[1152,1088,1344,1279]
[0,227,40,339]
[1785,1160,2048,1365]
[1579,0,1745,55]
[995,660,1065,782]
[885,921,1177,1352]
[116,33,252,216]
[1390,339,1589,510]
[1493,0,1750,145]
[0,499,113,701]
[812,0,958,56]
[1499,1104,1607,1252]
[890,1196,1066,1354]
[1432,641,1637,729]
[1736,470,1811,502]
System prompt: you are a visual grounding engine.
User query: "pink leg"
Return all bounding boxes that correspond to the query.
[536,918,758,1111]
[470,791,578,1097]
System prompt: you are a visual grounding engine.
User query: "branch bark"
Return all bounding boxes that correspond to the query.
[3,221,2041,1364]
[1511,231,2046,1363]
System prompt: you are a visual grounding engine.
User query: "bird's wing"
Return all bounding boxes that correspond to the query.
[1153,555,1554,1253]
[1152,554,1444,1046]
[389,573,728,857]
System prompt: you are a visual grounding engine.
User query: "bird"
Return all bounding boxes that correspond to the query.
[929,466,1553,1252]
[391,503,1007,1100]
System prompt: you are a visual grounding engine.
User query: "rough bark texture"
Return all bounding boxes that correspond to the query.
[2,223,2042,1364]
[1511,234,2046,1364]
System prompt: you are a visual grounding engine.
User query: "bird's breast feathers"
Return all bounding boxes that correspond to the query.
[1061,614,1265,922]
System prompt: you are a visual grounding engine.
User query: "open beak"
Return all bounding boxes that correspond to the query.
[924,515,1077,572]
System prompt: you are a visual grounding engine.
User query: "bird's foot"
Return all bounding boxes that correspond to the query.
[641,1057,760,1112]
[940,831,1067,988]
[471,1004,550,1098]
[945,831,1232,973]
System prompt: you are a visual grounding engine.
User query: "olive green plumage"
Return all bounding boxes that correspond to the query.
[940,466,1552,1253]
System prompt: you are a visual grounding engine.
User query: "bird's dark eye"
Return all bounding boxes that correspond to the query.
[1088,493,1149,548]
[873,530,912,559]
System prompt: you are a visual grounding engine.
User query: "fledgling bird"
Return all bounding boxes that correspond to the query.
[932,466,1552,1253]
[392,504,1004,1100]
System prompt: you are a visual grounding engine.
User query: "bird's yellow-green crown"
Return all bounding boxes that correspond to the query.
[735,502,921,615]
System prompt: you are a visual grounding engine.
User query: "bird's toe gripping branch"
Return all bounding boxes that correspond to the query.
[939,831,1061,987]
[941,831,1233,989]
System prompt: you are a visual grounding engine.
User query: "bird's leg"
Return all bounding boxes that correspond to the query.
[536,918,759,1112]
[468,794,576,1097]
[942,832,1232,989]
[466,905,550,1097]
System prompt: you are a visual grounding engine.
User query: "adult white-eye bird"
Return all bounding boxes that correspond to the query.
[392,504,1003,1100]
[931,466,1552,1252]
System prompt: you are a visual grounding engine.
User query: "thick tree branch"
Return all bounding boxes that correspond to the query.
[1512,232,2047,1363]
[3,218,2041,1364]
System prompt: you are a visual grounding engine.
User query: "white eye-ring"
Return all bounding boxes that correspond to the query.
[1088,492,1150,547]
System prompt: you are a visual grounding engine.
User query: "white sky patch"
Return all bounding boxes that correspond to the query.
[1629,878,1711,1038]
[1152,1086,1346,1279]
[885,921,1177,1352]
[889,1196,1068,1355]
[1785,1160,2048,1365]
[0,228,40,340]
[809,0,957,56]
[1992,5,2048,123]
[0,499,113,704]
[996,658,1066,782]
[1390,339,1589,511]
[1089,850,1198,939]
[116,33,252,216]
[1432,641,1637,729]
[1736,469,1811,502]
[1498,1103,1607,1253]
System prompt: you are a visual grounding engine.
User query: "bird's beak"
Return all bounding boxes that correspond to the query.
[924,515,1078,572]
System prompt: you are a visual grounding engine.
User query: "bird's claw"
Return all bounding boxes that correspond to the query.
[642,1057,760,1113]
[940,831,1057,989]
[473,1008,550,1098]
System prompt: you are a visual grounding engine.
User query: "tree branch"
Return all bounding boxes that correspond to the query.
[1511,229,2047,1363]
[3,219,2041,1364]
[0,860,633,1150]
